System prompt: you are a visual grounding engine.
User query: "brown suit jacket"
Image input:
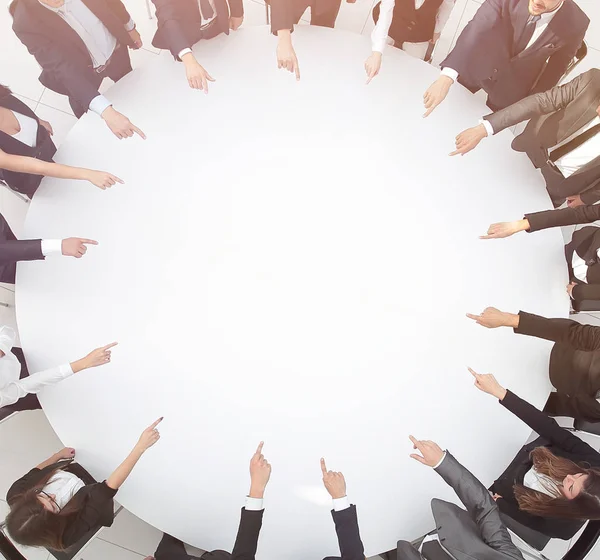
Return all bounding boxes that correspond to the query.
[483,69,600,203]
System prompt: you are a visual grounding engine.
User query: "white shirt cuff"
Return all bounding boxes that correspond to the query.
[245,497,264,511]
[441,67,458,82]
[479,118,494,136]
[332,496,350,511]
[124,17,135,32]
[41,239,63,257]
[89,95,112,116]
[372,41,386,54]
[178,48,193,59]
[59,363,75,378]
[432,451,447,470]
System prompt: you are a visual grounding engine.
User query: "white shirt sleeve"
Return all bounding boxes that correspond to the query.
[441,67,458,82]
[479,118,494,136]
[124,17,135,32]
[371,0,395,53]
[178,48,193,59]
[432,451,447,470]
[89,95,113,116]
[41,239,63,257]
[0,363,74,409]
[332,496,350,511]
[434,0,456,34]
[245,497,264,511]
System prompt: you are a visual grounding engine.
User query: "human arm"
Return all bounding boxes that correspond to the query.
[269,0,296,35]
[228,0,244,28]
[105,417,162,490]
[276,30,300,80]
[35,448,76,470]
[179,52,215,92]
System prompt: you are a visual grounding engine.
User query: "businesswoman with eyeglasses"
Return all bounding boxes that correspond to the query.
[4,417,163,550]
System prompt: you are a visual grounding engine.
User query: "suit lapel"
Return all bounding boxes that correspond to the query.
[0,95,39,153]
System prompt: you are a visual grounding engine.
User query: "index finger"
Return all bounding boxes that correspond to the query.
[467,367,479,378]
[110,175,124,184]
[423,106,435,118]
[449,149,461,156]
[409,435,422,449]
[465,313,480,321]
[132,126,146,140]
[255,441,264,455]
[320,457,327,475]
[149,417,164,430]
[102,342,119,351]
[80,239,99,245]
[294,62,301,81]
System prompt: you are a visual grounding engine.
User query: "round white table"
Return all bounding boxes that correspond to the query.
[17,26,569,559]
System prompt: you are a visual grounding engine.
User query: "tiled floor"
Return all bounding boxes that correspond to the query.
[1,0,600,559]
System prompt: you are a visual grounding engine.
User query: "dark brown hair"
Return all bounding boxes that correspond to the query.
[514,447,600,519]
[4,468,84,551]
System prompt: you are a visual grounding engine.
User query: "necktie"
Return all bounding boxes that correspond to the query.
[516,14,541,53]
[549,123,600,163]
[422,540,452,560]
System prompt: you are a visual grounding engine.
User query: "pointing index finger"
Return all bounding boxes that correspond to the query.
[80,239,99,245]
[255,441,264,455]
[149,417,164,430]
[102,342,118,351]
[320,457,327,475]
[467,367,478,378]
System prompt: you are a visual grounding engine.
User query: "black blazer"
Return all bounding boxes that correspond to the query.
[491,390,600,539]
[441,0,589,110]
[515,311,600,422]
[0,212,44,284]
[323,505,366,560]
[0,94,56,197]
[11,0,135,111]
[6,460,117,549]
[151,0,242,59]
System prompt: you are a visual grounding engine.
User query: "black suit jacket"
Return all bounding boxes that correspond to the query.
[11,0,135,111]
[0,94,56,197]
[441,0,589,110]
[325,505,366,560]
[0,213,44,284]
[491,389,600,539]
[151,0,242,59]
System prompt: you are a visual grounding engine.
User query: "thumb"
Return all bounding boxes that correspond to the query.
[410,454,427,464]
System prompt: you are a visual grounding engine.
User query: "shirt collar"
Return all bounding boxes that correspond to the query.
[539,1,564,23]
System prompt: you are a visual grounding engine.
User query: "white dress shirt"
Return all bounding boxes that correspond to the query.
[10,111,38,148]
[441,2,564,82]
[44,470,86,508]
[245,496,264,510]
[371,0,456,53]
[41,239,64,256]
[0,325,74,409]
[38,0,135,115]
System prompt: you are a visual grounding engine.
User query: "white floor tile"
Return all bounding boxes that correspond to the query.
[30,104,78,150]
[335,0,376,35]
[97,508,164,557]
[72,538,145,560]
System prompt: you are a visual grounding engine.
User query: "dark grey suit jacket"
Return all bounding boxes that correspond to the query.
[0,213,44,284]
[483,69,600,203]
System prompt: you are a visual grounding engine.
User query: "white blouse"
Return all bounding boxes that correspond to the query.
[43,470,86,508]
[10,110,38,148]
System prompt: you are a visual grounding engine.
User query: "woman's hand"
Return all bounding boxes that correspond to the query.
[468,367,507,400]
[84,170,124,189]
[365,52,382,84]
[72,342,118,372]
[57,447,76,460]
[480,220,529,239]
[136,418,163,452]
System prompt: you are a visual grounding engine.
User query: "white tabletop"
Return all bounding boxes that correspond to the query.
[17,26,568,559]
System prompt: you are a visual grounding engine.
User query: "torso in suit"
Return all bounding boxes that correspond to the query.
[485,69,600,204]
[269,0,342,33]
[514,309,600,423]
[0,94,56,198]
[7,460,117,549]
[11,0,135,113]
[490,389,600,539]
[441,0,589,110]
[0,213,45,285]
[372,0,444,45]
[151,0,243,59]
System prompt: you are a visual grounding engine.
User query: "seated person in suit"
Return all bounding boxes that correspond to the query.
[146,441,269,560]
[481,205,600,309]
[271,0,355,81]
[5,418,162,550]
[321,439,524,560]
[366,0,455,79]
[0,212,97,285]
[451,69,600,208]
[0,325,116,411]
[150,0,243,91]
[466,307,600,423]
[468,367,600,539]
[0,85,122,198]
[10,0,145,140]
[422,0,588,117]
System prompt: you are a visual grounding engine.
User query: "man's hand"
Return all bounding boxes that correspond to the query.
[450,124,487,156]
[480,219,529,239]
[74,342,118,372]
[466,307,519,329]
[39,119,54,136]
[409,436,444,467]
[128,27,143,49]
[423,75,453,117]
[249,441,271,498]
[61,237,99,258]
[567,195,585,208]
[229,15,243,30]
[365,52,382,84]
[320,458,346,499]
[84,170,124,190]
[468,367,507,400]
[277,32,300,81]
[567,282,576,299]
[182,54,215,92]
[57,447,76,460]
[101,106,146,140]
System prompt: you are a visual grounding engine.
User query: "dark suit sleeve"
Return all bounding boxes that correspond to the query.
[441,0,504,75]
[330,506,366,560]
[525,205,600,233]
[228,0,244,18]
[484,70,592,135]
[435,453,524,560]
[545,392,600,423]
[0,240,44,266]
[151,0,192,58]
[515,311,600,352]
[105,0,133,25]
[501,390,600,465]
[269,0,296,34]
[231,508,264,560]
[12,20,101,111]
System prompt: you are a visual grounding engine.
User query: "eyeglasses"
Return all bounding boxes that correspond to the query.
[35,489,61,513]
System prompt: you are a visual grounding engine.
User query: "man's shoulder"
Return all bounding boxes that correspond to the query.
[559,0,590,29]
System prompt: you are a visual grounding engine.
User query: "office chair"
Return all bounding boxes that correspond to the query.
[562,41,588,83]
